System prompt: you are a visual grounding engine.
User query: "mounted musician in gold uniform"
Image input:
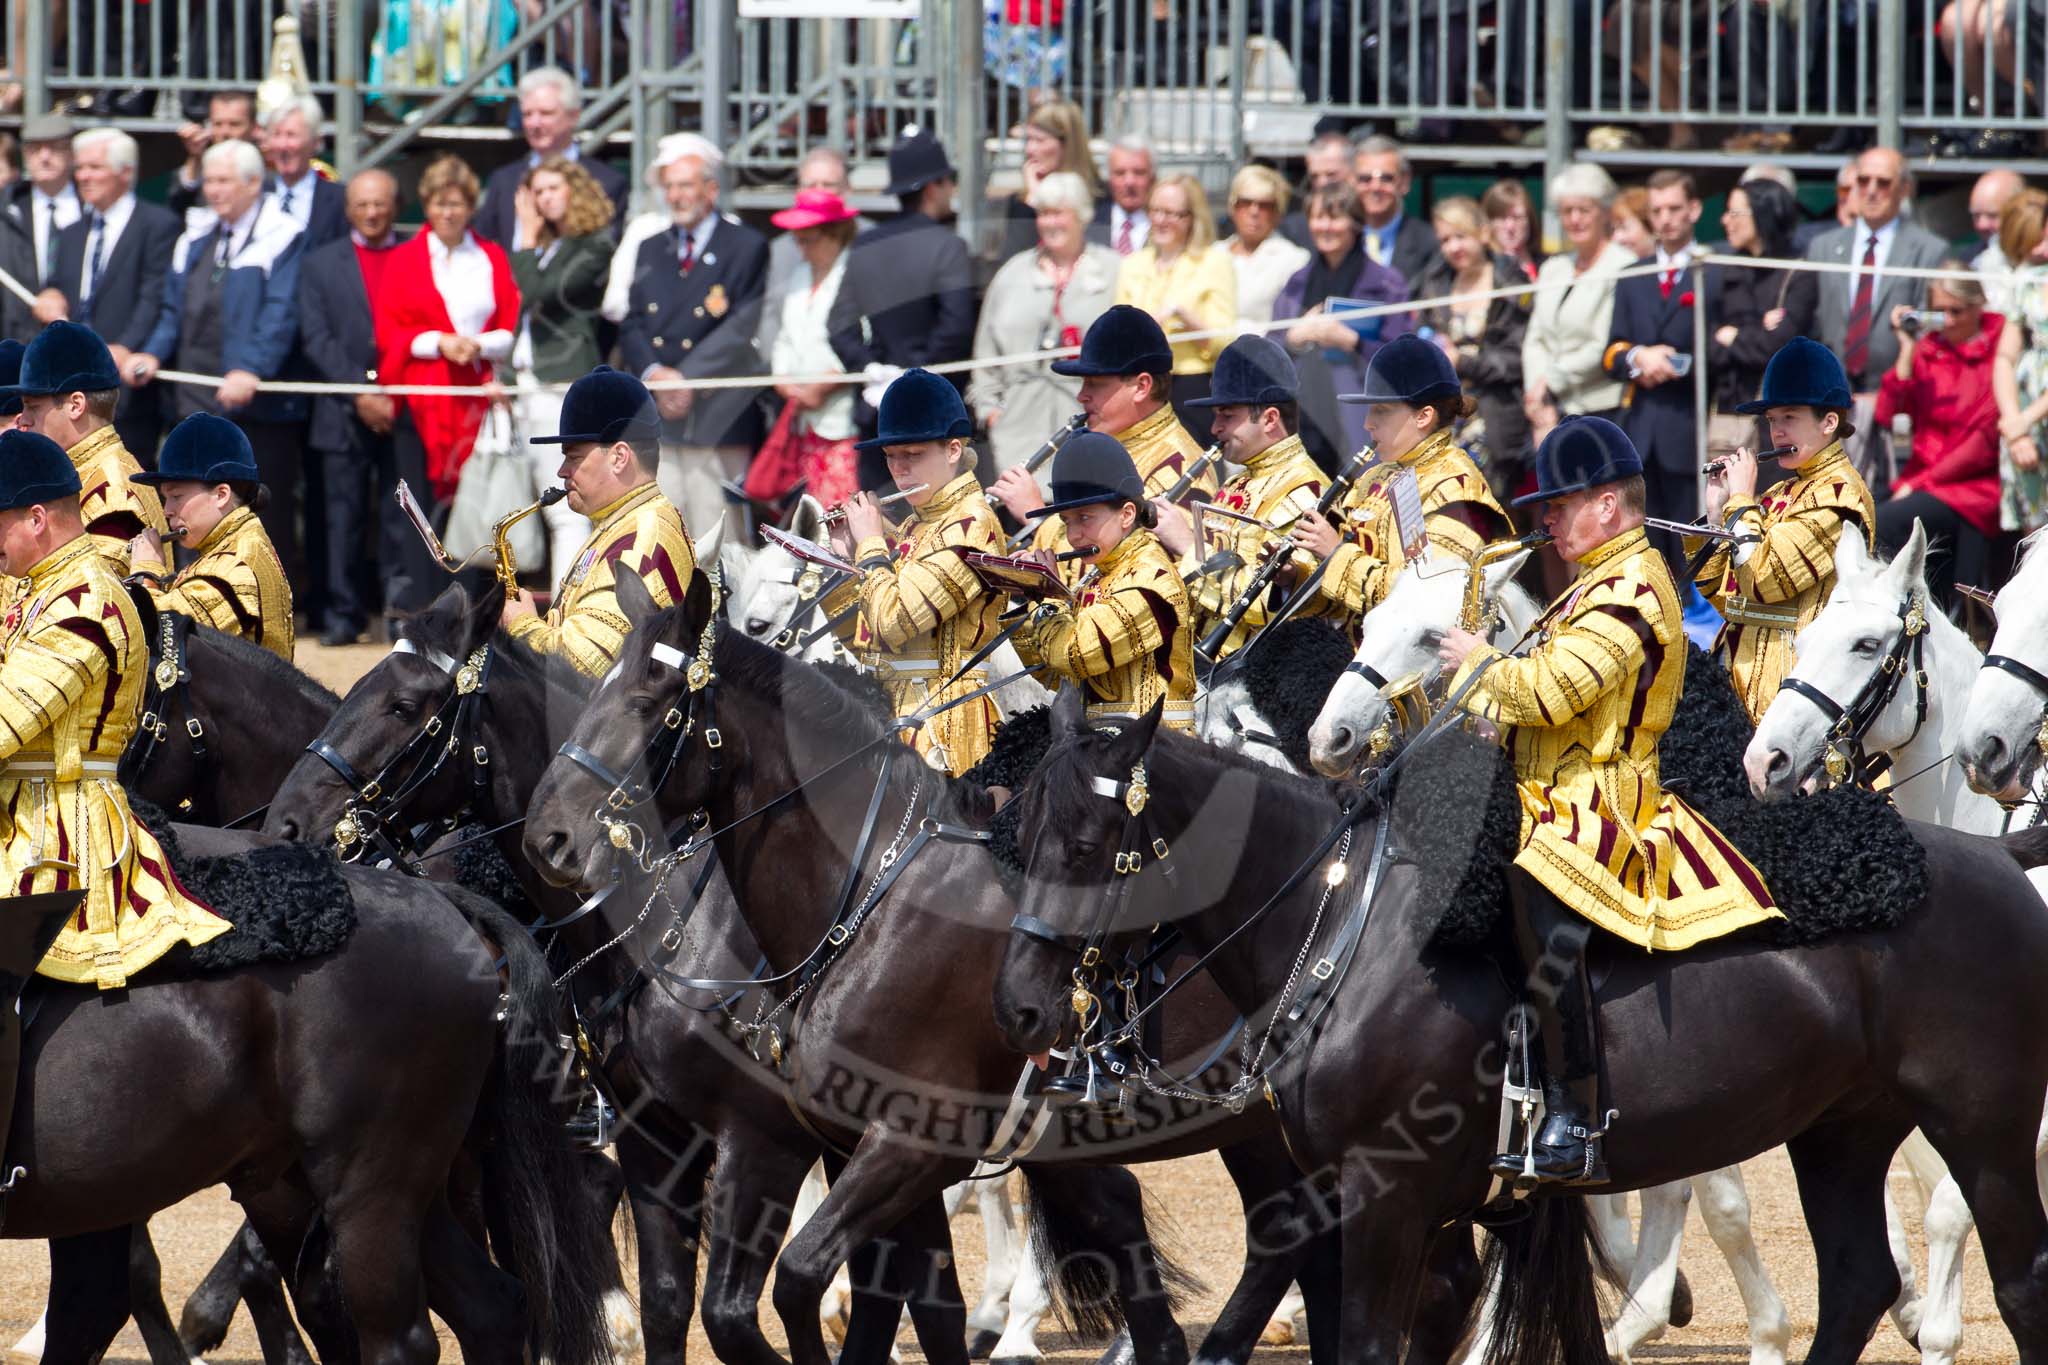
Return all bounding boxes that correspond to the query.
[0,429,229,1000]
[822,369,1003,776]
[502,367,700,676]
[1438,416,1780,1187]
[1688,339,1876,722]
[1156,335,1325,661]
[1015,431,1195,732]
[125,414,295,660]
[8,323,168,579]
[1288,335,1508,628]
[990,306,1219,572]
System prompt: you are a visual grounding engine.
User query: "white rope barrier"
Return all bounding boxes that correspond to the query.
[0,246,2018,401]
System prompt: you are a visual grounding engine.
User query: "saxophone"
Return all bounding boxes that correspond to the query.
[492,488,568,593]
[1458,529,1553,634]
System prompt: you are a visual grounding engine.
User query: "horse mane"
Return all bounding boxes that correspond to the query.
[489,626,597,699]
[193,624,339,706]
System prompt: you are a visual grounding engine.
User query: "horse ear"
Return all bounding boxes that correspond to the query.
[1834,522,1873,581]
[694,514,726,571]
[1887,518,1931,594]
[463,573,506,655]
[615,569,662,628]
[1049,683,1086,744]
[683,562,717,637]
[1106,697,1165,767]
[790,494,827,542]
[717,539,752,613]
[1482,549,1530,600]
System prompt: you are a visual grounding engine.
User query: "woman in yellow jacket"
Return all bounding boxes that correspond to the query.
[126,414,296,660]
[1116,173,1236,431]
[1015,430,1195,732]
[823,370,1004,775]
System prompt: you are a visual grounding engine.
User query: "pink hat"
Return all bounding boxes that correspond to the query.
[771,188,858,231]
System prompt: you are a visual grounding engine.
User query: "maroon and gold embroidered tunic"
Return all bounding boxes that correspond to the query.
[506,481,699,676]
[0,535,228,987]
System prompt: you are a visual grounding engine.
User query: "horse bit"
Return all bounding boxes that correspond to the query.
[307,637,498,870]
[1776,589,1930,787]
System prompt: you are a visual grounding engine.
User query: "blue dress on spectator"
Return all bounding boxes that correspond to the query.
[1274,244,1411,474]
[369,0,521,110]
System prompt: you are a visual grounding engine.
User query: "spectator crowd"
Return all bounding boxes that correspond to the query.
[0,70,2038,639]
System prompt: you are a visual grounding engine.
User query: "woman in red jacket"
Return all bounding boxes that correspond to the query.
[1876,268,2004,609]
[375,154,520,609]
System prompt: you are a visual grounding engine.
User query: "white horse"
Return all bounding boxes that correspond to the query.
[724,495,1051,716]
[1747,519,2048,1365]
[1959,526,2048,808]
[1303,547,1793,1365]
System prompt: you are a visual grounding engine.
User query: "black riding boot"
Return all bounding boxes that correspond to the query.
[0,891,86,1214]
[1489,874,1610,1187]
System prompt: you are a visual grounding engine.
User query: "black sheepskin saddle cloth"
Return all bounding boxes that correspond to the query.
[129,799,358,974]
[1227,621,1356,772]
[1399,645,1929,951]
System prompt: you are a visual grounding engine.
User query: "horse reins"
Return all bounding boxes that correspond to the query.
[1775,589,1930,787]
[308,635,501,871]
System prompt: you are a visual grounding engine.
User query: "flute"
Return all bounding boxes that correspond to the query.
[1159,443,1222,505]
[1702,444,1796,477]
[821,483,929,528]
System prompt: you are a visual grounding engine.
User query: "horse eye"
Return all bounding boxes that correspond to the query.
[1071,839,1100,859]
[389,697,419,720]
[624,693,657,718]
[1852,638,1881,656]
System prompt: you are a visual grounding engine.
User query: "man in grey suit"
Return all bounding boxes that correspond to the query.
[1804,146,1948,485]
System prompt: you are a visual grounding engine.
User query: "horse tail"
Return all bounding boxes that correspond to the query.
[2000,825,2048,870]
[1478,1197,1611,1365]
[445,886,619,1365]
[1018,1165,1200,1341]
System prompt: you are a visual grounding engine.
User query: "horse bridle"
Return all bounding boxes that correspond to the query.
[307,636,499,870]
[1980,648,2048,764]
[127,611,210,813]
[1009,756,1175,1047]
[1775,589,1930,787]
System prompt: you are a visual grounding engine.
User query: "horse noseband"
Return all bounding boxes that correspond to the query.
[1981,651,2048,758]
[1776,592,1930,786]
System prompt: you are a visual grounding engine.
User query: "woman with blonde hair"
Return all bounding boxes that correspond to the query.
[1480,178,1537,278]
[1410,195,1532,495]
[998,99,1103,258]
[1116,172,1235,422]
[1993,187,2048,531]
[1222,163,1309,333]
[510,155,616,578]
[971,171,1121,473]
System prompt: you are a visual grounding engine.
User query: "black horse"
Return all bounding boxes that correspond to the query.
[11,828,618,1365]
[520,575,1474,1365]
[119,613,340,828]
[265,565,998,1365]
[988,688,2048,1365]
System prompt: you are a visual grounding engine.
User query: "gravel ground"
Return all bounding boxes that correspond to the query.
[0,641,2019,1364]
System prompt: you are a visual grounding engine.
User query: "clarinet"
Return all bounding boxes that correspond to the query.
[1024,412,1088,475]
[1158,443,1222,506]
[1195,442,1376,663]
[1002,414,1090,551]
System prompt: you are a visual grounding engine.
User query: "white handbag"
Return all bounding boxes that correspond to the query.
[443,403,543,568]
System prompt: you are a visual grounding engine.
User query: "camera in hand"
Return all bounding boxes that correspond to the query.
[1900,309,1948,337]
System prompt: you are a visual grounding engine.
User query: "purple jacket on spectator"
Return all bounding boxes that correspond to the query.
[1274,251,1411,472]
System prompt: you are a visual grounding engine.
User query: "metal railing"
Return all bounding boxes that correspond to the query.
[4,0,2045,193]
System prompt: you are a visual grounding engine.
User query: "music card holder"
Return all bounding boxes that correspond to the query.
[395,480,462,572]
[1193,500,1274,562]
[1387,467,1428,560]
[963,551,1073,605]
[760,524,861,577]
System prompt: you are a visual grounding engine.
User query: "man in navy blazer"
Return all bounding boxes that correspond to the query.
[36,128,179,462]
[828,129,975,488]
[1604,169,1710,565]
[618,134,769,540]
[131,138,308,585]
[297,169,420,643]
[259,95,347,249]
[472,67,628,248]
